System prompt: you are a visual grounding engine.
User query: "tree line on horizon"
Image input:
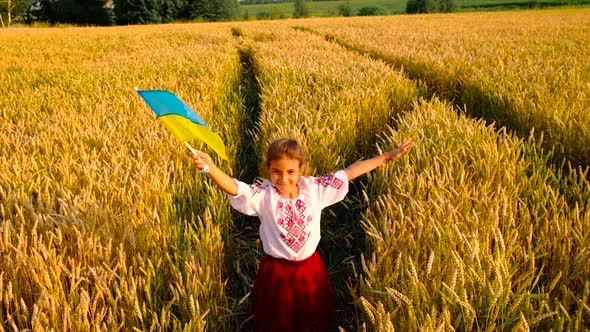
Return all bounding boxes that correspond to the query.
[1,0,581,31]
[0,0,465,26]
[0,0,238,26]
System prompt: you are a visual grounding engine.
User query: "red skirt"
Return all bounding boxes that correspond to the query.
[252,252,336,332]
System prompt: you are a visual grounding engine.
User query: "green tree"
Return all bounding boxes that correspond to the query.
[337,3,352,16]
[293,0,308,18]
[185,0,236,21]
[406,0,418,13]
[439,0,457,12]
[113,0,161,24]
[0,0,29,25]
[160,0,186,22]
[406,0,437,13]
[113,0,184,24]
[406,0,457,13]
[357,6,386,15]
[35,0,113,25]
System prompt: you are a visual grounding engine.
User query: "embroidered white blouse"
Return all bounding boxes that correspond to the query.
[227,170,349,261]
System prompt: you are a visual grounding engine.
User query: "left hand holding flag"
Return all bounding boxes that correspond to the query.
[190,149,211,172]
[190,149,239,196]
[184,141,209,173]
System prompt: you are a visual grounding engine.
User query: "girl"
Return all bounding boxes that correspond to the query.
[191,138,414,331]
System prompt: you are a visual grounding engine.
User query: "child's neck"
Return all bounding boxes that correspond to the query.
[276,185,299,199]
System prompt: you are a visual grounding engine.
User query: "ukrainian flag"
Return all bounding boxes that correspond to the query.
[136,89,228,161]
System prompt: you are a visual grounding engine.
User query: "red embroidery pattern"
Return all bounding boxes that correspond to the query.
[315,173,343,189]
[277,198,312,252]
[249,183,265,196]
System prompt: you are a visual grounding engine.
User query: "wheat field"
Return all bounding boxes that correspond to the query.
[296,9,590,169]
[1,9,589,331]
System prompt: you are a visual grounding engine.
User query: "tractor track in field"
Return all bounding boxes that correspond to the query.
[223,41,263,331]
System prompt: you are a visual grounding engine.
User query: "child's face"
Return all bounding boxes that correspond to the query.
[269,158,301,198]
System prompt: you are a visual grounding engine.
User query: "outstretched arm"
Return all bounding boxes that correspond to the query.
[191,150,238,196]
[344,139,414,181]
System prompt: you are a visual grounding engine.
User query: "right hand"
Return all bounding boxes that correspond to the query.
[384,139,414,162]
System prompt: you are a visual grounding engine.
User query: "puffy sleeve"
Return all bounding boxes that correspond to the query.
[312,170,349,208]
[226,179,265,216]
